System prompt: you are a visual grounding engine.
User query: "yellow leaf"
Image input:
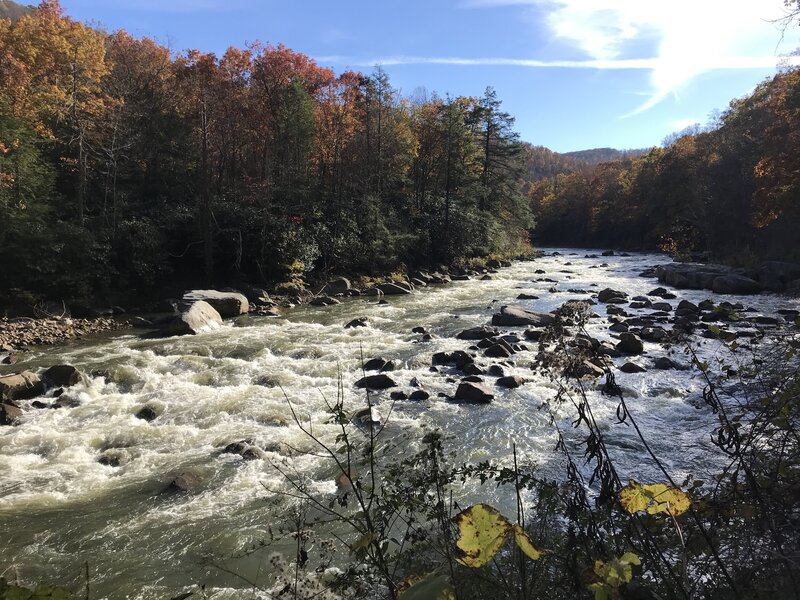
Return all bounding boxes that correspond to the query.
[619,481,691,517]
[454,503,511,567]
[512,524,544,560]
[351,531,375,552]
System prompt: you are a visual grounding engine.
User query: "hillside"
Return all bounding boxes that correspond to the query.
[0,0,33,20]
[562,146,646,165]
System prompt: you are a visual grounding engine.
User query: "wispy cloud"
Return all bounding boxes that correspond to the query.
[318,54,800,70]
[461,0,800,114]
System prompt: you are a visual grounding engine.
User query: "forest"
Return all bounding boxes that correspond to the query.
[1,0,800,309]
[0,1,533,310]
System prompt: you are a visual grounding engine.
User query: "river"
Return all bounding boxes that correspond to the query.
[1,250,797,598]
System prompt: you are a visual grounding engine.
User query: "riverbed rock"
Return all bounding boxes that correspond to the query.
[0,371,44,402]
[362,357,387,371]
[345,317,369,329]
[323,277,352,296]
[757,261,800,291]
[484,343,512,358]
[712,275,762,295]
[310,295,340,307]
[620,362,647,373]
[457,326,499,340]
[454,381,494,404]
[182,290,249,318]
[169,472,202,492]
[616,332,644,355]
[135,405,159,422]
[492,305,555,327]
[496,375,527,388]
[41,365,81,389]
[354,374,397,390]
[163,301,223,336]
[597,288,628,303]
[377,282,413,295]
[516,293,540,300]
[0,403,24,425]
[409,390,430,401]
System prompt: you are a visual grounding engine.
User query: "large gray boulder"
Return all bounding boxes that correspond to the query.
[182,290,249,318]
[492,305,555,327]
[712,275,762,295]
[0,371,44,402]
[163,301,223,336]
[377,282,413,295]
[757,262,800,292]
[616,332,644,355]
[323,277,351,296]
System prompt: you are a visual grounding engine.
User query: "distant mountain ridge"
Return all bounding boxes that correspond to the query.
[562,147,646,165]
[0,0,34,20]
[522,143,646,182]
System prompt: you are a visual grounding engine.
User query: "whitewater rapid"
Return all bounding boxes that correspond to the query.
[1,250,797,598]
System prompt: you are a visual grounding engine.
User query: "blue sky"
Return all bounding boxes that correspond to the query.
[59,0,800,152]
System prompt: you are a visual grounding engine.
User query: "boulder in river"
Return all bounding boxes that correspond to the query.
[345,317,369,329]
[757,261,800,292]
[597,288,628,303]
[182,290,249,318]
[169,472,202,492]
[0,371,44,402]
[362,357,387,371]
[454,381,494,404]
[377,282,413,295]
[616,332,644,355]
[620,362,647,373]
[323,277,351,296]
[496,375,527,388]
[457,326,499,340]
[712,275,762,295]
[354,374,397,390]
[0,403,24,425]
[492,305,555,327]
[41,365,81,389]
[310,295,340,307]
[162,301,223,336]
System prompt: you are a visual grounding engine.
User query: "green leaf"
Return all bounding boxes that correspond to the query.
[454,503,512,567]
[398,573,455,600]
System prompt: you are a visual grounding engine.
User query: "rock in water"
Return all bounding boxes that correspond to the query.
[377,282,413,295]
[169,472,202,492]
[323,277,351,295]
[354,374,397,390]
[41,365,81,388]
[454,381,494,404]
[711,275,762,295]
[616,332,644,355]
[0,371,44,402]
[0,403,24,425]
[162,301,223,336]
[491,305,555,327]
[182,290,249,318]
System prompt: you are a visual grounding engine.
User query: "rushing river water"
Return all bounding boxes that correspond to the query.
[1,250,798,599]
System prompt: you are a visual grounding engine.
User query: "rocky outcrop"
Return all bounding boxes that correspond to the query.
[654,261,800,295]
[491,305,555,327]
[162,301,223,336]
[457,326,499,340]
[0,371,44,402]
[182,290,249,318]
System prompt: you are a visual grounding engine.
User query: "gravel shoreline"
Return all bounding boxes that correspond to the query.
[0,317,128,356]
